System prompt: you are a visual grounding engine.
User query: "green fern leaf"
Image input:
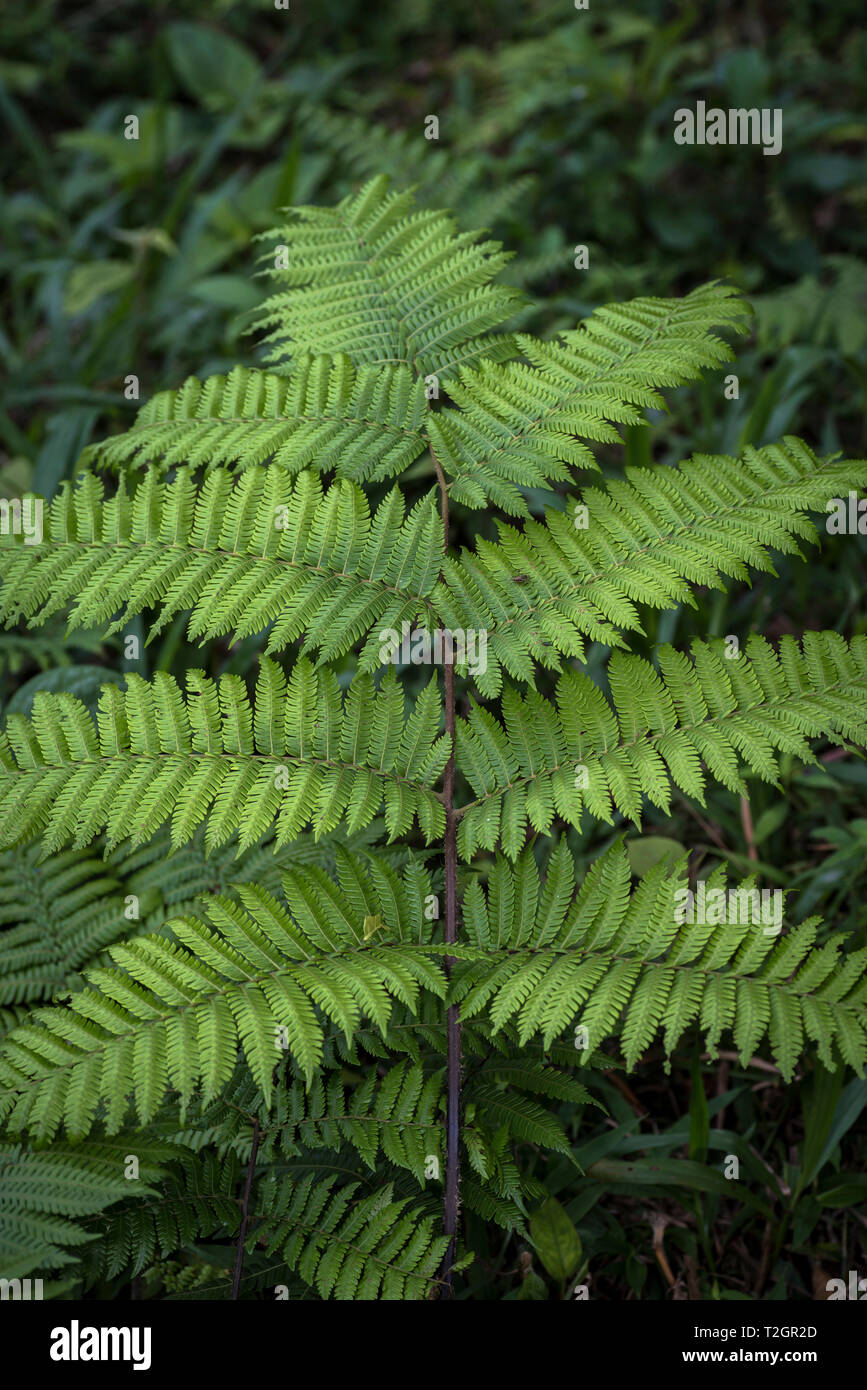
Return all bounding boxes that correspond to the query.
[435,440,867,696]
[83,357,429,484]
[455,632,867,857]
[0,660,448,855]
[0,852,447,1136]
[255,1174,449,1300]
[0,467,442,670]
[252,175,523,379]
[451,840,867,1080]
[428,280,750,514]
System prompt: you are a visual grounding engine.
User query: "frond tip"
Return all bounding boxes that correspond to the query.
[253,174,523,379]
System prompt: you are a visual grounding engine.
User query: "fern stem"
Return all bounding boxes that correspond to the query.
[433,447,461,1293]
[231,1118,260,1301]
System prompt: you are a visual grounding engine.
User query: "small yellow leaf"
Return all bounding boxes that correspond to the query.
[363,913,386,940]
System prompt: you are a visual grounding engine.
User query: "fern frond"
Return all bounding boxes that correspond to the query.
[0,851,448,1137]
[0,845,150,1005]
[187,1048,589,1182]
[77,1150,242,1283]
[0,466,442,669]
[427,281,751,514]
[451,840,867,1079]
[240,1058,445,1182]
[252,175,523,378]
[0,1142,159,1278]
[254,1173,449,1300]
[113,819,405,923]
[455,632,867,858]
[0,825,391,1010]
[435,439,867,695]
[0,659,448,855]
[4,178,866,1299]
[83,358,429,484]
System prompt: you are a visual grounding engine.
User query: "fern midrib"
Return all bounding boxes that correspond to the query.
[114,406,425,447]
[455,667,867,815]
[4,925,855,1106]
[77,1186,242,1231]
[339,220,411,367]
[215,1087,451,1138]
[0,745,437,794]
[455,941,865,1008]
[273,1109,448,1134]
[4,535,439,609]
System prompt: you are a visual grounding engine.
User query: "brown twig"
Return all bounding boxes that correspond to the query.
[740,795,759,862]
[603,1069,648,1119]
[679,798,728,851]
[650,1214,676,1289]
[714,1056,730,1129]
[231,1119,261,1301]
[702,1049,784,1077]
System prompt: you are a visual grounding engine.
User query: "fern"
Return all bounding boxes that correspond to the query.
[2,179,867,1301]
[0,848,450,1138]
[291,101,539,248]
[455,632,867,857]
[0,659,449,854]
[437,439,867,695]
[426,281,750,513]
[252,176,523,379]
[0,1141,160,1279]
[0,824,396,1008]
[253,1174,448,1301]
[452,840,867,1077]
[0,845,141,1005]
[77,1149,243,1284]
[178,1050,589,1187]
[0,466,443,668]
[83,358,429,483]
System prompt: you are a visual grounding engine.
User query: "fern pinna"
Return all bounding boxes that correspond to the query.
[1,176,867,1301]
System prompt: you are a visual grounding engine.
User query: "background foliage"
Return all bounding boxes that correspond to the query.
[1,0,866,1300]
